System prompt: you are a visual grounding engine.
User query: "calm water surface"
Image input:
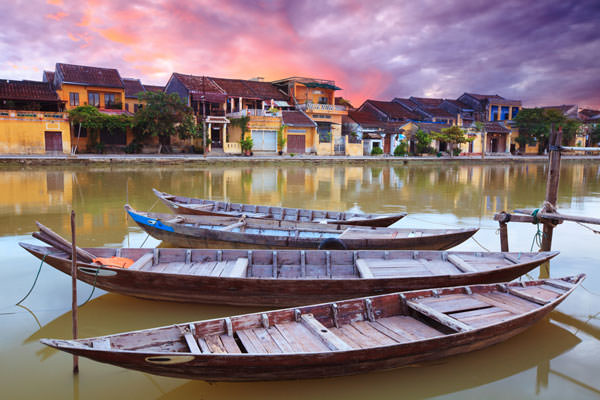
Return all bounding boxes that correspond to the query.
[1,161,599,399]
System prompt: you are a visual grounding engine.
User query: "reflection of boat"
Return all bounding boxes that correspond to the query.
[153,188,406,227]
[41,275,583,382]
[125,205,478,250]
[20,238,558,306]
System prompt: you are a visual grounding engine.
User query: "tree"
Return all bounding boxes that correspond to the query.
[590,124,600,146]
[414,129,433,154]
[133,91,199,151]
[430,126,474,157]
[514,108,580,153]
[68,105,132,154]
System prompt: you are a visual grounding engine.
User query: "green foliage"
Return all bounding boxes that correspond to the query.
[124,141,143,154]
[240,136,253,152]
[514,108,580,149]
[415,129,433,154]
[133,91,198,141]
[371,146,383,155]
[430,126,473,157]
[393,142,408,156]
[590,124,600,145]
[453,147,462,156]
[230,116,251,140]
[69,105,133,151]
[277,124,287,151]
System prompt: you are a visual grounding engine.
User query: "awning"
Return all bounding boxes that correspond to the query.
[273,100,291,107]
[303,82,342,91]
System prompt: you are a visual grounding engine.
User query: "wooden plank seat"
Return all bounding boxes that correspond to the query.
[406,300,472,332]
[300,314,352,351]
[338,228,398,240]
[127,253,153,271]
[447,254,478,273]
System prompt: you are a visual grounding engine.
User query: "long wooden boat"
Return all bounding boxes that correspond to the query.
[20,226,558,306]
[125,205,478,250]
[41,275,584,381]
[153,188,406,227]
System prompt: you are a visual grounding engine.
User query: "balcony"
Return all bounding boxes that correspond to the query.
[226,109,281,118]
[297,103,347,113]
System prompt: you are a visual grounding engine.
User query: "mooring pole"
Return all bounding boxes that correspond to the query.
[540,125,562,252]
[70,210,79,373]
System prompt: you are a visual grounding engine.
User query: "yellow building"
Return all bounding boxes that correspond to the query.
[0,79,69,154]
[50,63,133,152]
[273,77,348,155]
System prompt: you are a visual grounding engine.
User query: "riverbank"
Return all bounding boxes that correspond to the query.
[2,153,600,166]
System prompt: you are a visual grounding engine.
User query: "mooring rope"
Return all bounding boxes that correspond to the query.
[78,267,100,307]
[16,255,46,305]
[470,236,491,252]
[530,208,545,251]
[576,222,600,235]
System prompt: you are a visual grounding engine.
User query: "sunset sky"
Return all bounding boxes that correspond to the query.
[1,0,599,108]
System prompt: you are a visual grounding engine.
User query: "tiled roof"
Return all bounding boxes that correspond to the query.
[364,100,418,120]
[143,84,164,93]
[465,93,505,101]
[42,71,54,83]
[282,110,316,127]
[392,98,418,110]
[122,78,146,98]
[0,79,61,102]
[442,99,471,110]
[422,107,455,119]
[414,122,453,134]
[242,80,288,101]
[56,63,123,88]
[579,108,600,120]
[172,73,224,94]
[483,121,511,133]
[211,77,288,101]
[348,110,387,129]
[410,97,444,108]
[335,97,354,109]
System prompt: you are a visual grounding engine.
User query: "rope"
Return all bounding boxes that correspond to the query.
[78,267,100,307]
[576,222,600,235]
[147,198,160,212]
[530,208,545,251]
[470,236,491,252]
[139,233,151,248]
[16,255,46,305]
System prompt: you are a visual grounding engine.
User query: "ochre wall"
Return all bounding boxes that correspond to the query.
[57,84,125,110]
[0,111,70,154]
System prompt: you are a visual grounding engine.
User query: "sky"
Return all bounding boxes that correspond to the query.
[1,0,599,108]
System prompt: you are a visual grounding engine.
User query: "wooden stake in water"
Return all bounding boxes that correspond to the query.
[540,126,562,252]
[70,210,79,374]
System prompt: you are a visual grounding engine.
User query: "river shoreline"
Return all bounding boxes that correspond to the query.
[1,153,600,166]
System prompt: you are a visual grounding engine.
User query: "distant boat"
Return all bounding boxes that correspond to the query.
[41,275,584,381]
[153,188,406,227]
[20,227,558,306]
[125,205,478,250]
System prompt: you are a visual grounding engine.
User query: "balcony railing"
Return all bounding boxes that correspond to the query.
[226,109,282,118]
[298,103,346,112]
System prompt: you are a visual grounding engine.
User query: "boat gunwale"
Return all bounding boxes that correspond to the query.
[40,274,584,359]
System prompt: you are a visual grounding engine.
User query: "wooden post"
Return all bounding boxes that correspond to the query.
[70,210,79,374]
[540,125,562,252]
[496,212,510,252]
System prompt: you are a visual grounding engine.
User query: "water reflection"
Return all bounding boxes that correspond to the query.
[1,161,599,399]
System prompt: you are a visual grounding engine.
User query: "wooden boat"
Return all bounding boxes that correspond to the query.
[20,224,558,306]
[153,188,406,227]
[125,205,478,250]
[40,275,584,381]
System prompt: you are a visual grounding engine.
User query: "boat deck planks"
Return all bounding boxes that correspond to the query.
[40,275,583,381]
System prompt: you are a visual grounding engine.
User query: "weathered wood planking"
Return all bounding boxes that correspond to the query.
[40,275,584,381]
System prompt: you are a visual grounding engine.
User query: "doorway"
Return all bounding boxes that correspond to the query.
[44,131,63,153]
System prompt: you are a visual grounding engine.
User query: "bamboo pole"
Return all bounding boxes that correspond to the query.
[70,210,79,374]
[540,126,562,252]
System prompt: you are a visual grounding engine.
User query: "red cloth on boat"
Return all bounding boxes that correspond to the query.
[93,257,134,268]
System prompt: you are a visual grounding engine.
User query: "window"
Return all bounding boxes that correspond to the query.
[317,123,331,143]
[490,105,499,121]
[511,107,520,119]
[318,96,328,104]
[104,93,115,107]
[500,106,510,120]
[69,92,79,106]
[88,92,100,107]
[125,103,129,112]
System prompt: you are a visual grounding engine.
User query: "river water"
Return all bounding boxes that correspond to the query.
[0,160,598,399]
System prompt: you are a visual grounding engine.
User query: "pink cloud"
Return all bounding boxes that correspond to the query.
[0,0,598,108]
